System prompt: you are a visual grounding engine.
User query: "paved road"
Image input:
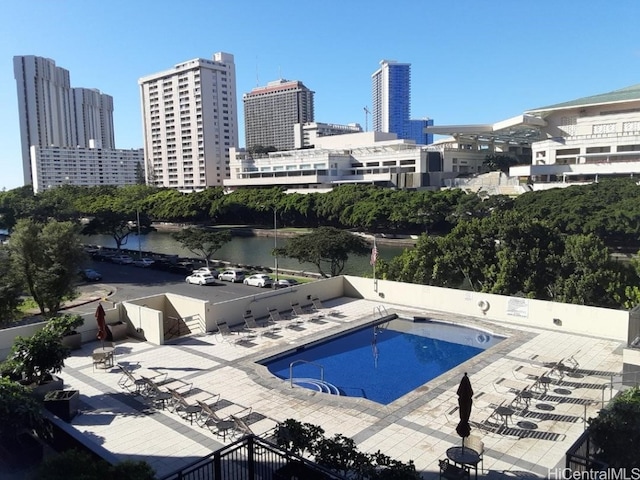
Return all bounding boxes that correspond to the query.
[68,260,270,315]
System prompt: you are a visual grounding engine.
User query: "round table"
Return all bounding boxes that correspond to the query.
[183,405,202,425]
[446,446,480,479]
[155,391,172,410]
[216,419,235,440]
[494,405,515,426]
[92,346,115,369]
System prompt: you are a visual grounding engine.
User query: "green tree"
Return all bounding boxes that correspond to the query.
[483,154,519,172]
[588,386,640,468]
[172,227,232,267]
[0,245,22,325]
[277,227,370,278]
[9,219,85,316]
[80,185,156,249]
[0,377,49,443]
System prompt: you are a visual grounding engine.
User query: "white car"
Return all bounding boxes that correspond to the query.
[243,274,274,288]
[185,272,217,285]
[192,267,219,278]
[133,258,155,268]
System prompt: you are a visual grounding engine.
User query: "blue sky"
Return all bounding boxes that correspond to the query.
[1,0,639,190]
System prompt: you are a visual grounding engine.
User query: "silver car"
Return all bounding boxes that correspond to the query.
[218,270,246,283]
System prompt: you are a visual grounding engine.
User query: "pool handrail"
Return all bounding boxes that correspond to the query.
[289,359,324,388]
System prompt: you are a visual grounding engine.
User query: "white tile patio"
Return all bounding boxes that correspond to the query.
[56,298,624,479]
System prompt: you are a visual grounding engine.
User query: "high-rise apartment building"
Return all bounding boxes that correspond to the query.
[372,60,411,136]
[244,79,314,151]
[139,52,238,190]
[371,59,433,145]
[13,55,115,185]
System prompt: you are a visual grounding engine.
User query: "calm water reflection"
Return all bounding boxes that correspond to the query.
[85,231,410,276]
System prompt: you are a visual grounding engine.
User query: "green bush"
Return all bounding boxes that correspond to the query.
[33,449,156,480]
[588,386,640,468]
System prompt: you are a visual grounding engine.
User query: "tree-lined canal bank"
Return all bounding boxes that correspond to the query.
[85,230,409,277]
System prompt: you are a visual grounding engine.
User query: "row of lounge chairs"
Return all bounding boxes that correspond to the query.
[215,297,337,344]
[116,363,278,442]
[472,351,609,440]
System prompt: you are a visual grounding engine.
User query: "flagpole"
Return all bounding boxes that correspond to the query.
[371,236,378,292]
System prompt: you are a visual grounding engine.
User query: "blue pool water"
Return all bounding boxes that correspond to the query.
[262,318,501,405]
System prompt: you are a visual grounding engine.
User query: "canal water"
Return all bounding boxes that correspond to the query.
[84,231,409,277]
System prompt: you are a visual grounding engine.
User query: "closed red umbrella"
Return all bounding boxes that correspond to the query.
[456,372,474,451]
[95,304,110,346]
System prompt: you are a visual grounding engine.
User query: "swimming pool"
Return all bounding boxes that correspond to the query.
[261,317,502,405]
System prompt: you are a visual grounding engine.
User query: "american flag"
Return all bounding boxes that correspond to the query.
[370,240,378,266]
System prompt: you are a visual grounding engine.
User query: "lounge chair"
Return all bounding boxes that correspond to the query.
[230,414,278,442]
[268,307,304,329]
[530,350,581,373]
[215,320,255,344]
[310,297,339,316]
[168,389,205,425]
[117,364,148,394]
[244,310,281,336]
[196,400,236,440]
[290,302,316,323]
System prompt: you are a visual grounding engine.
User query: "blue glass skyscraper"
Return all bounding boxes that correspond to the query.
[371,60,432,145]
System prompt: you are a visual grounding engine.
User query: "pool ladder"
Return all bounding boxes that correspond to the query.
[289,360,341,395]
[289,360,324,388]
[373,305,389,318]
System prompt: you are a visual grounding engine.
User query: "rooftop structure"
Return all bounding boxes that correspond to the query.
[293,121,363,149]
[15,274,634,478]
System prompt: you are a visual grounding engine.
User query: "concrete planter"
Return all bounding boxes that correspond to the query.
[108,322,128,341]
[44,390,80,422]
[61,332,82,350]
[29,375,64,402]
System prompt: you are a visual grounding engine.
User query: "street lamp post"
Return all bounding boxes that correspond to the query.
[273,207,278,281]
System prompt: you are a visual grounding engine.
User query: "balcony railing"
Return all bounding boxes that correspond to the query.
[159,435,346,480]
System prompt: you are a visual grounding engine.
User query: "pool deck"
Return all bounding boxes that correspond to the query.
[57,297,623,479]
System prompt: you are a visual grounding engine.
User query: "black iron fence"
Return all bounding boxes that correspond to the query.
[565,429,608,472]
[159,435,346,480]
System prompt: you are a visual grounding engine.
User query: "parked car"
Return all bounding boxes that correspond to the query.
[192,267,219,278]
[133,257,155,268]
[218,269,246,283]
[243,274,273,288]
[79,268,102,281]
[275,278,299,288]
[185,272,217,285]
[111,254,133,265]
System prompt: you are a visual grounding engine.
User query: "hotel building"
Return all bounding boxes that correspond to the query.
[139,52,238,190]
[243,79,315,151]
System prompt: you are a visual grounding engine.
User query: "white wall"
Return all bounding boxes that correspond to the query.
[344,276,630,341]
[0,303,121,361]
[207,277,344,330]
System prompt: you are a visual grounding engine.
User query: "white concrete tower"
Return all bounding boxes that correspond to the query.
[139,52,239,190]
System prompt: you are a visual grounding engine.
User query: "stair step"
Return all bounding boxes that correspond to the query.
[291,377,340,396]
